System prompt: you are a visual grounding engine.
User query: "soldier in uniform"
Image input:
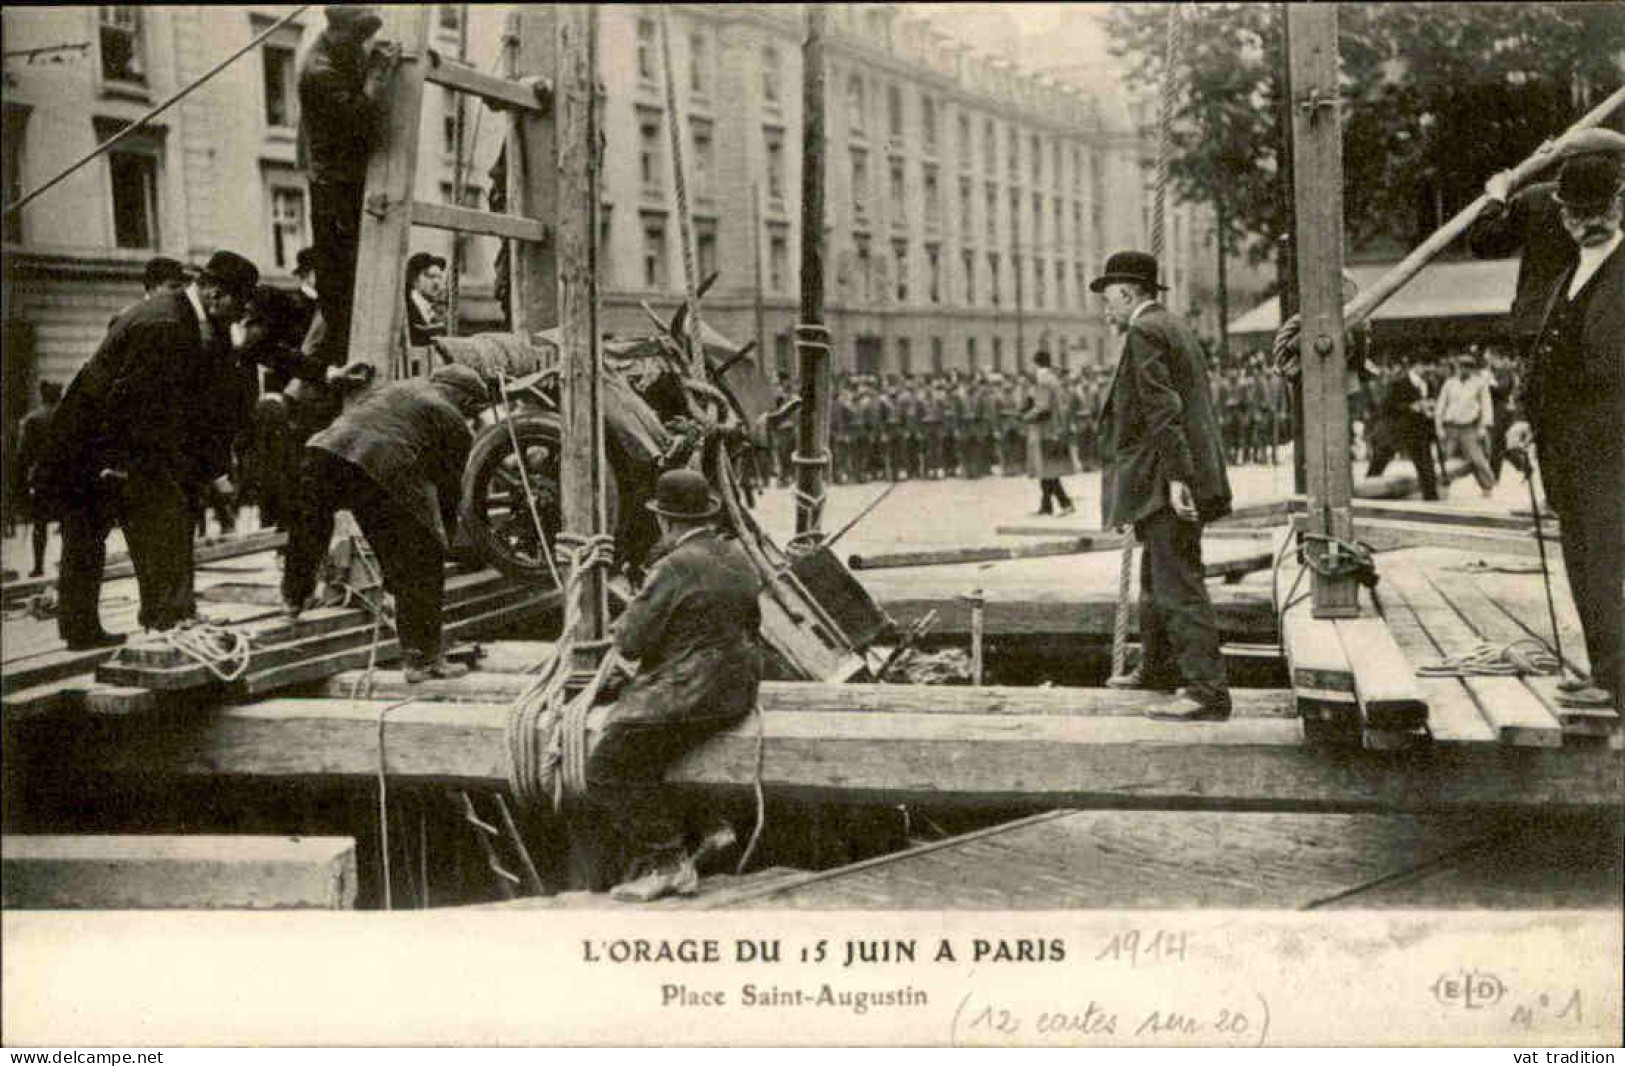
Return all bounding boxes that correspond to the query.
[939,375,963,478]
[919,377,945,479]
[875,379,898,481]
[853,381,879,483]
[891,376,918,480]
[830,380,853,484]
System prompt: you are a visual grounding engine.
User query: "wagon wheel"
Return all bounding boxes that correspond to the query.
[460,412,620,586]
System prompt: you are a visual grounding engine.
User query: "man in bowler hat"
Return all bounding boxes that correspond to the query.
[1093,251,1234,720]
[38,250,260,645]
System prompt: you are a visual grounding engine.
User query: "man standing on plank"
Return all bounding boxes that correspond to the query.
[1093,251,1234,721]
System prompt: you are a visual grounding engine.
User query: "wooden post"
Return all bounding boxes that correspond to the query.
[752,182,767,373]
[1286,5,1357,618]
[657,6,708,377]
[508,7,559,334]
[347,7,431,379]
[445,2,472,336]
[794,6,831,538]
[1276,3,1306,496]
[556,4,607,643]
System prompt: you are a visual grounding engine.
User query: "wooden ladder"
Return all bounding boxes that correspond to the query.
[346,8,555,380]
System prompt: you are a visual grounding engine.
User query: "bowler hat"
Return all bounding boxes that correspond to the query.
[293,247,317,277]
[1554,154,1622,214]
[199,250,260,298]
[1089,250,1167,294]
[646,468,720,520]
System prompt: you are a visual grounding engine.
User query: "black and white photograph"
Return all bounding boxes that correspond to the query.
[1,1,1621,1049]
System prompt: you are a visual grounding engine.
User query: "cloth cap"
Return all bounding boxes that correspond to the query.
[429,364,489,410]
[326,5,383,33]
[199,250,260,298]
[646,468,720,520]
[1089,250,1167,294]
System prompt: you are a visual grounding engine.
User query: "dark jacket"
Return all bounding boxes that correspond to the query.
[1467,183,1573,345]
[1378,372,1435,445]
[611,526,763,726]
[297,31,383,185]
[406,293,446,348]
[307,378,473,549]
[1099,302,1231,529]
[35,289,228,505]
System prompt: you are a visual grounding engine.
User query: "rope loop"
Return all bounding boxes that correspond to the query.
[163,621,252,683]
[1298,532,1379,590]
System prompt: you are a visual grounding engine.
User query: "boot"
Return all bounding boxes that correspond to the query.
[610,851,699,903]
[692,823,739,873]
[403,650,471,684]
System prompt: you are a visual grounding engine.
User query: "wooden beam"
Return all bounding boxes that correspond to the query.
[872,584,1278,643]
[410,202,549,244]
[1,835,356,910]
[424,52,547,112]
[1293,515,1546,559]
[850,540,1274,578]
[794,6,831,538]
[555,4,608,645]
[1287,4,1357,617]
[1333,615,1428,732]
[49,696,1622,810]
[507,7,559,330]
[1289,496,1536,533]
[993,525,1270,542]
[1273,529,1359,734]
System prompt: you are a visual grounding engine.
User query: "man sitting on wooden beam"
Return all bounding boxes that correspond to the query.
[280,365,486,683]
[587,469,764,903]
[1093,252,1234,721]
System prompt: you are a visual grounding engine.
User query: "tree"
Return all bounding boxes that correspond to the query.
[1107,3,1625,270]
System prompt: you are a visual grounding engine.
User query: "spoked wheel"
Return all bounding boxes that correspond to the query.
[460,412,619,586]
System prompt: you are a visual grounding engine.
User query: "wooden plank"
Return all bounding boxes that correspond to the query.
[424,53,545,112]
[48,697,1623,809]
[993,525,1269,542]
[872,584,1278,642]
[1289,3,1357,617]
[1,835,356,910]
[1299,515,1544,559]
[849,540,1272,577]
[411,201,549,244]
[1372,581,1496,744]
[1333,616,1428,731]
[1289,497,1537,533]
[1272,529,1358,732]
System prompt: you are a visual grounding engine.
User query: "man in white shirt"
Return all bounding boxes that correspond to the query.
[1434,355,1497,496]
[405,251,448,348]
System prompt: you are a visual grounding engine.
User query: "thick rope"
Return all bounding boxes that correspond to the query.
[1416,639,1560,678]
[373,696,417,911]
[1111,4,1182,681]
[657,5,707,378]
[163,622,252,684]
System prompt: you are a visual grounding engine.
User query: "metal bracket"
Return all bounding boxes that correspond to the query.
[519,75,554,115]
[1297,88,1338,121]
[364,192,393,221]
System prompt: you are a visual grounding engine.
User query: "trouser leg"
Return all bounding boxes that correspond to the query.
[1408,437,1439,500]
[280,451,344,608]
[30,518,49,574]
[1559,489,1623,697]
[56,494,111,642]
[1451,427,1496,491]
[1365,440,1394,478]
[1136,507,1227,697]
[309,180,365,368]
[351,483,445,660]
[1052,477,1073,509]
[121,471,196,630]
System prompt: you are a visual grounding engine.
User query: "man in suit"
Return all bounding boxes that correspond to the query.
[1504,154,1624,711]
[1092,251,1233,720]
[404,251,448,348]
[1024,350,1075,515]
[15,380,63,577]
[586,469,763,902]
[1366,355,1440,500]
[38,251,259,647]
[280,365,485,683]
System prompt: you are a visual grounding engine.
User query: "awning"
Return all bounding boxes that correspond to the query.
[1228,257,1521,336]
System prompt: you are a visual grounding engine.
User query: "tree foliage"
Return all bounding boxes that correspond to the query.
[1107,3,1625,268]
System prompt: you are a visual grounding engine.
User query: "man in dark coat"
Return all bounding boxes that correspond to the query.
[280,364,484,682]
[1024,350,1075,515]
[1092,251,1233,720]
[298,4,400,366]
[1504,154,1624,711]
[15,380,63,577]
[404,251,448,348]
[1366,355,1441,500]
[37,251,259,647]
[590,469,763,902]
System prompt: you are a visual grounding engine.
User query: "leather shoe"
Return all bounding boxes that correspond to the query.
[404,653,472,684]
[1146,688,1233,722]
[611,853,699,903]
[65,631,125,651]
[1105,667,1178,693]
[1555,685,1615,710]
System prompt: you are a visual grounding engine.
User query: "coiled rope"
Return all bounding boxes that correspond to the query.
[1110,3,1183,682]
[1415,639,1560,678]
[163,621,252,684]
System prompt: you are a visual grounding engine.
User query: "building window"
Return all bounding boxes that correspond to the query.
[762,45,781,104]
[637,107,663,192]
[636,18,657,82]
[931,336,944,374]
[696,216,718,284]
[1033,193,1043,247]
[774,332,793,379]
[442,89,460,156]
[887,83,904,139]
[966,336,978,368]
[888,158,905,221]
[850,148,869,222]
[1031,133,1042,184]
[109,148,159,249]
[4,107,28,244]
[983,119,996,174]
[985,185,997,241]
[641,212,668,289]
[988,252,1001,307]
[1007,127,1019,179]
[1075,263,1088,309]
[1053,142,1064,189]
[847,74,865,132]
[439,5,463,30]
[958,113,971,170]
[992,335,1004,371]
[1074,202,1085,251]
[98,7,147,87]
[959,177,973,237]
[691,118,714,202]
[1034,256,1046,309]
[764,126,786,205]
[923,165,940,229]
[1012,254,1022,308]
[855,236,872,303]
[259,20,300,130]
[922,96,938,154]
[268,184,308,271]
[1074,147,1084,196]
[961,249,975,304]
[768,225,789,293]
[892,239,908,303]
[926,244,941,304]
[1009,189,1021,240]
[689,31,709,96]
[896,337,912,376]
